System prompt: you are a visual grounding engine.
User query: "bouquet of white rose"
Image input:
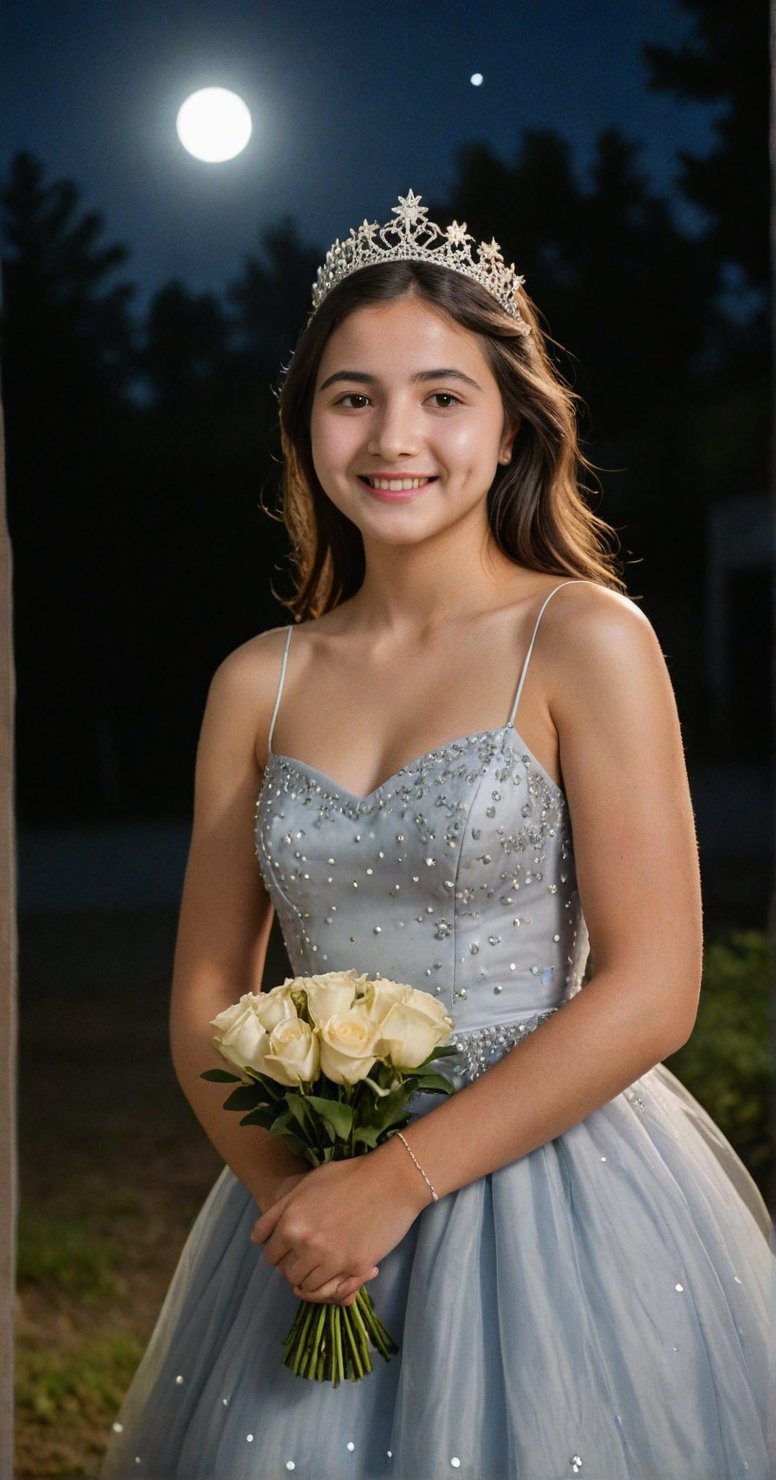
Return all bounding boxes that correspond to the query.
[202,968,455,1385]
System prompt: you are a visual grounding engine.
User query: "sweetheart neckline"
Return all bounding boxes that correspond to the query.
[259,723,566,806]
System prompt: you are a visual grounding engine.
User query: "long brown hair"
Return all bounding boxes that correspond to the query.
[276,260,623,620]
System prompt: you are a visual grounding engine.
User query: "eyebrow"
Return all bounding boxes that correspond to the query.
[318,368,484,392]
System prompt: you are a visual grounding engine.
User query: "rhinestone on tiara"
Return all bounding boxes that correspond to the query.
[310,189,530,330]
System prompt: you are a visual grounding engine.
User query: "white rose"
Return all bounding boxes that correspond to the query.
[260,1017,320,1086]
[302,970,366,1026]
[361,977,413,1028]
[210,994,269,1074]
[318,1006,380,1085]
[405,987,455,1031]
[374,995,453,1070]
[253,984,298,1032]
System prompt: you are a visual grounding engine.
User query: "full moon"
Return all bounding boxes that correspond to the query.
[176,88,252,163]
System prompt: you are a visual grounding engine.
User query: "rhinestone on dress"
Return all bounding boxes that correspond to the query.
[452,1011,557,1083]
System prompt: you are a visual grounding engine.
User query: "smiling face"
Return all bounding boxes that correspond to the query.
[309,293,515,545]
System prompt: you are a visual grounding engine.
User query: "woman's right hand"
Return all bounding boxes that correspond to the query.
[254,1167,378,1306]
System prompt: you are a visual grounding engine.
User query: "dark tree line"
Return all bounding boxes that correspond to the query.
[3,159,322,820]
[2,0,769,824]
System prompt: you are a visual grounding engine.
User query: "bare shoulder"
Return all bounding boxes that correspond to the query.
[208,624,291,706]
[200,624,294,770]
[529,581,680,751]
[540,580,654,640]
[537,581,663,681]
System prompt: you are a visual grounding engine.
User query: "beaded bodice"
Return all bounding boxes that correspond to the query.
[254,586,591,1071]
[255,725,588,1023]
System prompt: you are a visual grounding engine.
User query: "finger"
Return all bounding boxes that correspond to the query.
[292,1286,363,1307]
[251,1203,284,1245]
[260,1229,295,1270]
[280,1255,320,1290]
[294,1265,378,1302]
[292,1276,344,1305]
[335,1267,379,1299]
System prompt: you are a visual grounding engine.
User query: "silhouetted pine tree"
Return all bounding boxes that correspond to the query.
[645,0,769,291]
[2,151,138,820]
[448,126,714,581]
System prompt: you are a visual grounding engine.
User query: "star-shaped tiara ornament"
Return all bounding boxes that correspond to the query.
[310,190,529,330]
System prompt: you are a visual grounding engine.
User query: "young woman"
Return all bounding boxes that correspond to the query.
[103,192,773,1480]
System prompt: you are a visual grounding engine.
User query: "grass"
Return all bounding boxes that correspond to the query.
[15,906,224,1478]
[16,1335,145,1479]
[15,1166,208,1480]
[17,1212,124,1302]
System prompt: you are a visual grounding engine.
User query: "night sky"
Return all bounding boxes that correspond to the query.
[3,0,720,304]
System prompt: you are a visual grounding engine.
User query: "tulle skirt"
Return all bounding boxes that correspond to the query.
[102,1064,775,1480]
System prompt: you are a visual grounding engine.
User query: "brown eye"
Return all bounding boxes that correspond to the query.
[428,392,460,409]
[337,393,370,409]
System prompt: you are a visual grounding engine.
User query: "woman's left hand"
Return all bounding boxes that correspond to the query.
[250,1139,428,1304]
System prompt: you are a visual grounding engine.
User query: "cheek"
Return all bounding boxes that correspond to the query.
[444,414,505,470]
[310,417,353,486]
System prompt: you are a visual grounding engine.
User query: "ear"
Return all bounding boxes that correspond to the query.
[498,417,519,466]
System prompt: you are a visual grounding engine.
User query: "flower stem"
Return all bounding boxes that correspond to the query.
[280,1284,397,1384]
[334,1305,345,1387]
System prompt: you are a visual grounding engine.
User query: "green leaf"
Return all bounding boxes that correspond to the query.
[200,1068,241,1083]
[366,1085,411,1123]
[352,1125,381,1150]
[417,1044,459,1066]
[239,1108,276,1130]
[408,1071,456,1096]
[303,1094,355,1141]
[246,1071,285,1101]
[276,1131,319,1166]
[224,1084,266,1111]
[268,1107,297,1138]
[285,1096,319,1139]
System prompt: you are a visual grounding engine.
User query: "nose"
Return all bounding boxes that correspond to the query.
[366,397,421,461]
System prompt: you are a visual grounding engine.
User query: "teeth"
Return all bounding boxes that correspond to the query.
[369,477,428,491]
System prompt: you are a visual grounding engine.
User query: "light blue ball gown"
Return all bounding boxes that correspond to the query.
[102,585,774,1480]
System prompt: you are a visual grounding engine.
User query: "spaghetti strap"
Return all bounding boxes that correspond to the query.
[267,625,294,754]
[506,580,589,728]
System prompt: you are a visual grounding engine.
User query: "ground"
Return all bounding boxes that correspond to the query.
[15,908,246,1479]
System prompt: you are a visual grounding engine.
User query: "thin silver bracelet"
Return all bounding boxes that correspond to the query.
[395,1131,439,1203]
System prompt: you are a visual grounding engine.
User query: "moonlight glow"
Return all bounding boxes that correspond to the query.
[176,88,252,163]
[470,73,484,86]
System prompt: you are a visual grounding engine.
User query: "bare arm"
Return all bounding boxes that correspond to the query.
[169,633,308,1211]
[253,588,703,1293]
[397,586,703,1196]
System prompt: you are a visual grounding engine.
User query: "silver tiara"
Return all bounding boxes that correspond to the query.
[310,189,529,329]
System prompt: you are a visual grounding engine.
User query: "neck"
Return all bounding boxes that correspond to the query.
[345,510,521,637]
